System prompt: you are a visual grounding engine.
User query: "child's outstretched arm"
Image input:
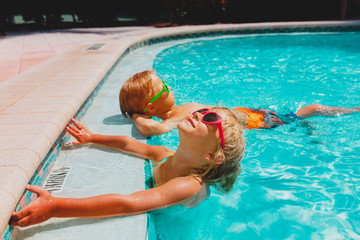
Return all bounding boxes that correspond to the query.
[132,114,179,136]
[10,175,202,227]
[67,118,172,161]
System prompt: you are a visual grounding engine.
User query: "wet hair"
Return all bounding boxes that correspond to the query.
[119,70,155,118]
[195,107,246,193]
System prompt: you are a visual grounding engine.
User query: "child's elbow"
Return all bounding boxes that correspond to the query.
[137,124,154,136]
[118,199,141,215]
[137,123,166,136]
[120,196,155,215]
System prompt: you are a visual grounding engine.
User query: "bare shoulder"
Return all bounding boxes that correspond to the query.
[180,179,209,208]
[179,102,211,109]
[127,176,205,213]
[155,176,204,204]
[162,176,209,208]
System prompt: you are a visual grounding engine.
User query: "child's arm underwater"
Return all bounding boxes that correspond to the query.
[132,114,180,136]
[10,174,203,227]
[66,118,173,161]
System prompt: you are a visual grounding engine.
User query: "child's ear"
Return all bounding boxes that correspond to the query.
[205,152,225,165]
[215,154,225,165]
[145,103,156,113]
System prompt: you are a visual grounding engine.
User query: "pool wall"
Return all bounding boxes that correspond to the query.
[1,20,360,239]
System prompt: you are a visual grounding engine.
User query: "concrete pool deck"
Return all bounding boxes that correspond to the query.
[1,20,360,239]
[0,26,155,83]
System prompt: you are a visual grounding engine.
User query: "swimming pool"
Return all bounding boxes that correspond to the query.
[148,32,360,239]
[14,31,360,239]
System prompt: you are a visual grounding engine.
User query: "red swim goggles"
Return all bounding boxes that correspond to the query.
[192,108,225,150]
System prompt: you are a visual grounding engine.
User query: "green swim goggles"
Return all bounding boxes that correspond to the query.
[144,80,170,112]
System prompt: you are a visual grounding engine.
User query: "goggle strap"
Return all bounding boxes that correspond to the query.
[217,122,225,150]
[143,80,169,112]
[197,110,225,150]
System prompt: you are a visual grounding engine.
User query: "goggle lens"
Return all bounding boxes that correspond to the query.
[202,112,220,123]
[192,108,225,150]
[192,108,210,115]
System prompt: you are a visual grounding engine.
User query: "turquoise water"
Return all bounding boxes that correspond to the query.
[148,32,360,239]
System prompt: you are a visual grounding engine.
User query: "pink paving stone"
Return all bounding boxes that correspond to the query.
[0,72,20,83]
[0,26,153,82]
[49,161,55,170]
[19,197,26,208]
[0,31,89,82]
[20,57,54,73]
[36,163,44,178]
[51,145,58,155]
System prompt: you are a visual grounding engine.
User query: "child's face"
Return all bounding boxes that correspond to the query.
[177,109,225,154]
[148,74,176,114]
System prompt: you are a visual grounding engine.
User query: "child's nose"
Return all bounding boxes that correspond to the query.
[192,112,202,121]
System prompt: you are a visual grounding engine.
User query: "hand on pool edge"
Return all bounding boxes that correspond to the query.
[66,118,94,145]
[10,185,54,227]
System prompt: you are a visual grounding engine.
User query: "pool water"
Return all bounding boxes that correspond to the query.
[148,32,360,239]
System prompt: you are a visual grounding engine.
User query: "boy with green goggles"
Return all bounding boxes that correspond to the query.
[144,79,170,112]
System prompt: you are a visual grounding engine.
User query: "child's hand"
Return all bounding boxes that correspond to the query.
[10,185,54,227]
[66,118,93,144]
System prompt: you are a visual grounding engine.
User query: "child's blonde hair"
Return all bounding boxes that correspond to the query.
[196,107,246,193]
[119,70,155,118]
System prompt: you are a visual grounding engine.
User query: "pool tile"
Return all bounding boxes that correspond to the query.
[0,149,41,178]
[0,191,16,235]
[0,76,43,86]
[51,70,106,82]
[33,80,95,98]
[15,96,82,110]
[0,98,19,108]
[0,166,28,201]
[24,87,90,105]
[0,112,67,132]
[0,122,60,144]
[47,77,99,87]
[0,135,52,160]
[0,105,7,111]
[0,85,31,98]
[2,103,76,119]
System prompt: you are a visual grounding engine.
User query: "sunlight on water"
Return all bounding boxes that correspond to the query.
[149,32,360,239]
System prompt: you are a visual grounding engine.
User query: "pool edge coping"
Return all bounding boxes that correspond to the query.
[1,20,360,238]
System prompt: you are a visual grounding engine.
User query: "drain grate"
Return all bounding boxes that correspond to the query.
[44,167,72,193]
[84,43,107,51]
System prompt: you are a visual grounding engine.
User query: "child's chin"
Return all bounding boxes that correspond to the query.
[177,122,186,131]
[178,121,191,132]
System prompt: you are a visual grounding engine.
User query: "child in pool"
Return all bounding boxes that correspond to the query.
[121,70,360,134]
[10,107,245,227]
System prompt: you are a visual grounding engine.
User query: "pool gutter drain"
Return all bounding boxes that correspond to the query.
[84,43,107,51]
[44,167,72,193]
